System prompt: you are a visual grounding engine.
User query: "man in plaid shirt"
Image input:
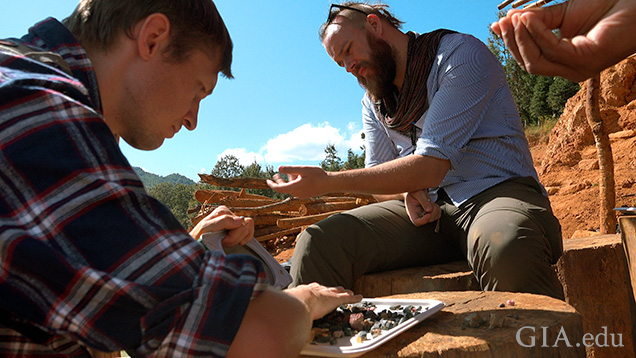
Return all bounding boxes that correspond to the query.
[0,1,360,357]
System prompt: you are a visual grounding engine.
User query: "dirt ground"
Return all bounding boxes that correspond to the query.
[530,133,636,240]
[533,57,636,240]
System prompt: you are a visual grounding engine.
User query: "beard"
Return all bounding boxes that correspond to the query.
[357,32,397,101]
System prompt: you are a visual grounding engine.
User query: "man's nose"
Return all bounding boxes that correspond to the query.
[183,117,196,130]
[183,102,199,131]
[345,58,357,74]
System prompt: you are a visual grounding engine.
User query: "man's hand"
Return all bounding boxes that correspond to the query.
[189,205,254,246]
[284,283,362,320]
[491,0,636,82]
[267,166,331,198]
[404,190,441,227]
[227,283,362,357]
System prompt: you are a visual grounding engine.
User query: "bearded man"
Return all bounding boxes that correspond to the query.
[267,2,565,300]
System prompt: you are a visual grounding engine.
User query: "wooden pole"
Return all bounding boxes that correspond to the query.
[223,197,304,215]
[323,192,377,202]
[511,0,533,8]
[299,201,360,216]
[497,0,515,10]
[255,227,303,242]
[524,0,554,9]
[194,189,268,203]
[198,174,270,189]
[255,225,288,237]
[585,75,617,234]
[252,213,300,228]
[276,211,344,229]
[214,197,278,207]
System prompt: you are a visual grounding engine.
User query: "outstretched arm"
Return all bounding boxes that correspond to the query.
[491,0,636,82]
[266,154,450,198]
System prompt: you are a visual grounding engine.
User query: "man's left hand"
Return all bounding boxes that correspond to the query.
[404,189,441,226]
[189,205,254,246]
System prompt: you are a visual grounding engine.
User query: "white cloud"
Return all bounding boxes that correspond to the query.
[346,121,359,133]
[262,123,345,164]
[215,122,365,168]
[344,122,365,154]
[217,148,264,166]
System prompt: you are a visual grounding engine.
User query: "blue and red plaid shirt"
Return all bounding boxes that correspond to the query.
[0,18,267,358]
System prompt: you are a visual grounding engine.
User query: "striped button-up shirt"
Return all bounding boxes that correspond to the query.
[0,18,267,358]
[363,32,544,205]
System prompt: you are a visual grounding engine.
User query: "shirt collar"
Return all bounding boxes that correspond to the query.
[22,17,103,113]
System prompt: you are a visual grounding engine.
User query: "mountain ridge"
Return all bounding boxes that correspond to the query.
[133,166,196,188]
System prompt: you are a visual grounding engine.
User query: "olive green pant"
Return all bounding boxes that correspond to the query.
[289,177,565,299]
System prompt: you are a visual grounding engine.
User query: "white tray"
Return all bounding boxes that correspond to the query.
[301,298,445,357]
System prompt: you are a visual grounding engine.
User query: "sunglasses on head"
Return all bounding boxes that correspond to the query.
[327,4,369,24]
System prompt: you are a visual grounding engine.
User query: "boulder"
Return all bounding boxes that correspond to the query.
[557,234,636,358]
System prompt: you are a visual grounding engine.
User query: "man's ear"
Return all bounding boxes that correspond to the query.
[365,14,384,36]
[135,13,171,61]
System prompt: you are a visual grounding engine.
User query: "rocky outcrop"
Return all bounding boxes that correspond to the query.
[541,57,636,173]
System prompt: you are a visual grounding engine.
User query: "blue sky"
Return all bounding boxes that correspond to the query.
[2,1,502,181]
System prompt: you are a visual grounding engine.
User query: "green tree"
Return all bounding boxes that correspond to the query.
[487,10,577,127]
[320,144,343,172]
[344,149,365,169]
[263,164,277,178]
[242,160,263,178]
[148,182,197,229]
[212,154,244,179]
[133,167,195,189]
[487,13,538,125]
[514,69,541,125]
[241,161,288,199]
[342,132,366,170]
[530,76,554,122]
[547,77,580,116]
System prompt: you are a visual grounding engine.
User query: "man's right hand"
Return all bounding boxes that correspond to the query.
[491,0,636,82]
[284,283,362,320]
[227,283,361,358]
[267,166,332,198]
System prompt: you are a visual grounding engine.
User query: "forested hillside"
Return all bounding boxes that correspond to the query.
[133,167,195,188]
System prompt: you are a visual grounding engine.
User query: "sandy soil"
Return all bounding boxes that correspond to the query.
[531,134,636,240]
